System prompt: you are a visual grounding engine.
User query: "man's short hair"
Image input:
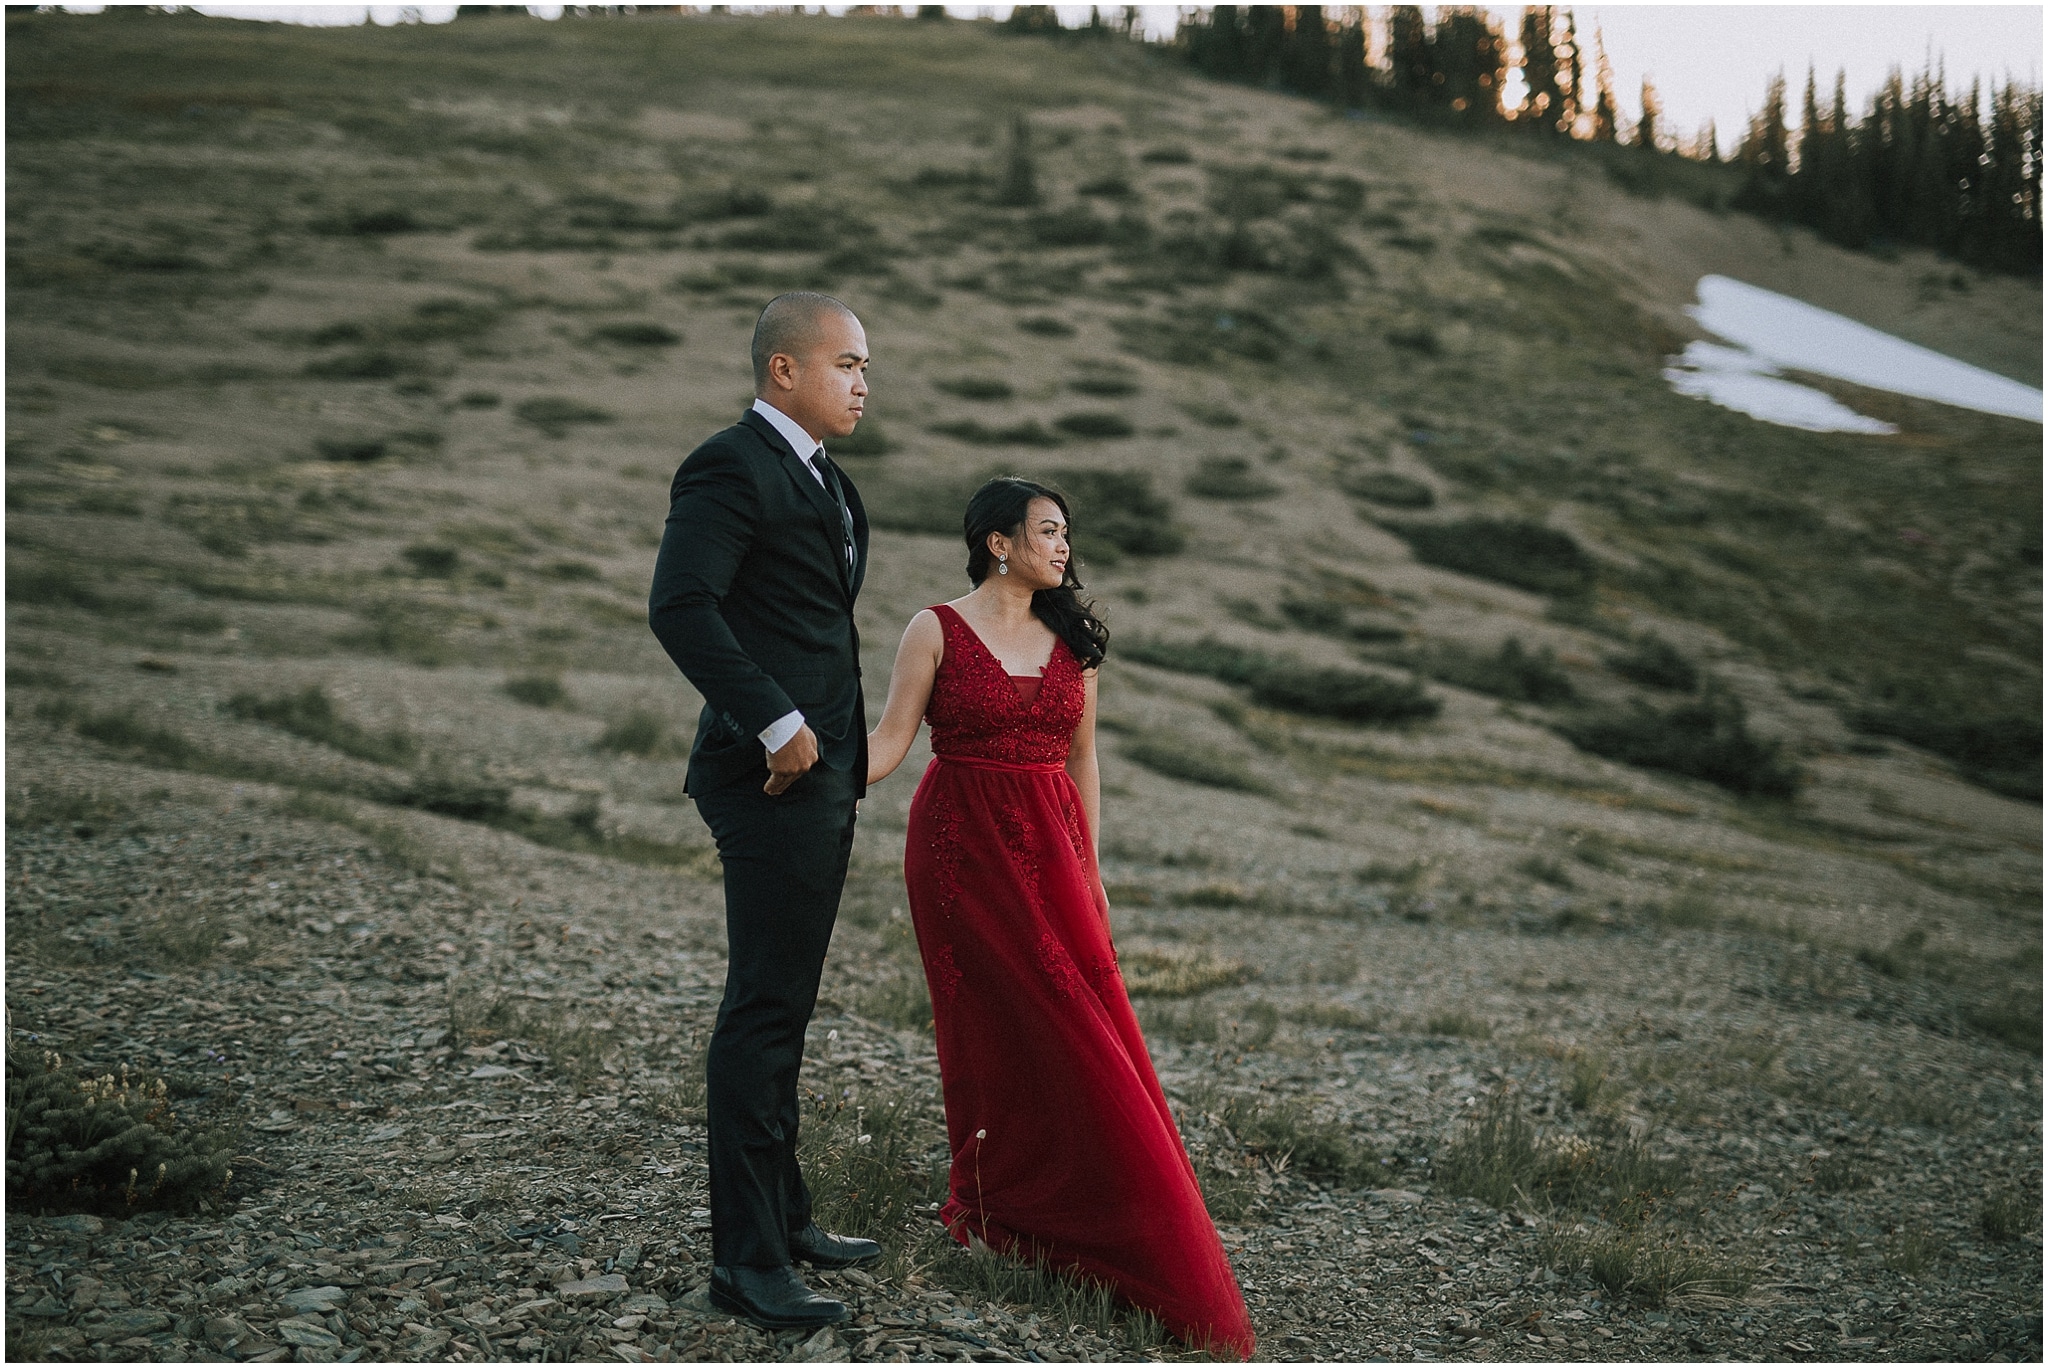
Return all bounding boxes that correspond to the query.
[751,292,856,390]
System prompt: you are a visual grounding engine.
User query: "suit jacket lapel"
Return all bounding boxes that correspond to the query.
[739,408,853,598]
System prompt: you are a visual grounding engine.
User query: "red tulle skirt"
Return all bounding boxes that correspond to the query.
[903,753,1255,1359]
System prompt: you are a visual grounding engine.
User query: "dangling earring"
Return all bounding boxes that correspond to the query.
[996,555,1009,576]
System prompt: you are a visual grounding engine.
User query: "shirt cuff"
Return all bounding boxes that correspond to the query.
[758,710,805,754]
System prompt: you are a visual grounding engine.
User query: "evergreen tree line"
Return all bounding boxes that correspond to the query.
[1150,5,2040,278]
[1736,64,2041,277]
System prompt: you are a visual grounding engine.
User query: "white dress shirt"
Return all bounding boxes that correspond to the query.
[750,398,828,756]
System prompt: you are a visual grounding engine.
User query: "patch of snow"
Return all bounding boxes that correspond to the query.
[1663,341,1899,434]
[1666,275,2043,430]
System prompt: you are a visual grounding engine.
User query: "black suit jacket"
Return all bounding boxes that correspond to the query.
[648,408,870,797]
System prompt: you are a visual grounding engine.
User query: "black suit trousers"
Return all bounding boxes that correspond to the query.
[693,761,859,1268]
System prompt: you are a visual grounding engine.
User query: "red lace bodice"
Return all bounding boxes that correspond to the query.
[924,604,1084,766]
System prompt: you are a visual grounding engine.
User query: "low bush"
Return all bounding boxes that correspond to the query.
[1340,470,1434,508]
[515,397,614,438]
[1044,468,1184,561]
[1383,517,1597,597]
[934,376,1014,401]
[1180,402,1241,427]
[1276,594,1404,643]
[1067,372,1139,397]
[1015,314,1075,336]
[400,543,460,577]
[1053,410,1136,440]
[314,435,388,462]
[1121,736,1268,794]
[928,418,1062,447]
[829,420,891,457]
[503,674,568,709]
[7,1051,235,1215]
[224,685,416,766]
[589,321,680,347]
[1121,635,1439,725]
[1250,664,1439,725]
[304,348,412,380]
[1186,456,1280,500]
[596,708,671,757]
[1400,637,1578,705]
[1604,633,1699,692]
[1555,687,1799,797]
[1849,702,2041,802]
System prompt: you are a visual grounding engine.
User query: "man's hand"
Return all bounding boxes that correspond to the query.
[765,724,820,796]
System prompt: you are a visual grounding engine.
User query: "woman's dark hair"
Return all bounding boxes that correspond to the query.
[963,476,1109,670]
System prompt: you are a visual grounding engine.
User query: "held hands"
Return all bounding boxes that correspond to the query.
[764,723,820,796]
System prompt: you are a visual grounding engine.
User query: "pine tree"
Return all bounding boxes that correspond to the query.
[1284,6,1335,99]
[1698,119,1721,164]
[1388,6,1435,116]
[1587,27,1618,141]
[1518,7,1562,133]
[1635,77,1662,151]
[1558,10,1583,136]
[1245,5,1288,87]
[1434,9,1506,125]
[1335,11,1370,109]
[1735,71,1791,214]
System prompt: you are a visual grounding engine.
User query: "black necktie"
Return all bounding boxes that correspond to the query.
[814,452,855,577]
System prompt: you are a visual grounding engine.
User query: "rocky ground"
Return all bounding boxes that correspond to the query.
[6,728,2040,1363]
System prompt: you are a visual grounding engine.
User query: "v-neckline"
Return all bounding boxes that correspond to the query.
[940,604,1059,707]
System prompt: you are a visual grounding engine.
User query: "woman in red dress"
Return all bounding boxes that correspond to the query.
[865,477,1255,1359]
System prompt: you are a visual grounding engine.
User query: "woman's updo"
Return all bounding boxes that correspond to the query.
[962,476,1109,670]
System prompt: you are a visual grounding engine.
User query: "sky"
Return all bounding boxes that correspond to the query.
[76,4,2048,157]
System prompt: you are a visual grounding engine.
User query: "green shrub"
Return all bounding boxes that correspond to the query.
[304,348,412,380]
[458,390,501,408]
[1249,664,1439,725]
[1067,373,1139,397]
[1278,594,1405,643]
[1555,687,1799,797]
[1402,638,1577,705]
[596,708,670,757]
[928,418,1062,447]
[503,674,567,709]
[1185,455,1280,500]
[1053,410,1136,439]
[1028,204,1114,246]
[1121,737,1268,793]
[224,685,416,766]
[1340,470,1434,508]
[400,543,460,577]
[1849,702,2041,802]
[1015,314,1076,336]
[7,1052,235,1215]
[395,772,512,821]
[829,421,891,457]
[1604,633,1699,691]
[514,396,614,437]
[315,436,388,462]
[1384,517,1597,597]
[1119,636,1273,686]
[1044,468,1184,560]
[1139,145,1194,164]
[589,321,681,347]
[934,376,1014,401]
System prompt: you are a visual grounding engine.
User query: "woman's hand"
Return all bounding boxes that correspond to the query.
[865,609,944,786]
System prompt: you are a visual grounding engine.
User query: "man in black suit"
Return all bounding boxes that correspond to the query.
[648,292,879,1329]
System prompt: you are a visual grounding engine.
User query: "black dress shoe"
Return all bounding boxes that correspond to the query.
[707,1265,848,1330]
[788,1221,882,1269]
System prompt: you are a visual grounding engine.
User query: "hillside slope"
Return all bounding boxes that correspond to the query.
[6,11,2039,1364]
